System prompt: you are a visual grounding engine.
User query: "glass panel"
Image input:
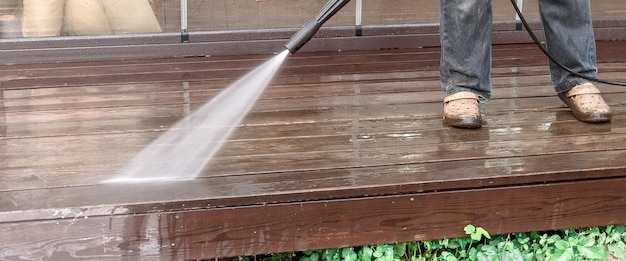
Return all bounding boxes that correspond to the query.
[186,0,354,32]
[0,0,179,39]
[2,0,625,40]
[182,0,529,30]
[181,0,545,30]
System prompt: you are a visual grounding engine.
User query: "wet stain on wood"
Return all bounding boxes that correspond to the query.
[0,42,625,260]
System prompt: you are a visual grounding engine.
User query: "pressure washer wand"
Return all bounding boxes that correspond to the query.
[285,0,351,54]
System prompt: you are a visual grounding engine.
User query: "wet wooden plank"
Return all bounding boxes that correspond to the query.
[5,42,625,90]
[0,177,624,260]
[1,43,626,189]
[1,41,626,260]
[2,95,626,184]
[2,145,626,217]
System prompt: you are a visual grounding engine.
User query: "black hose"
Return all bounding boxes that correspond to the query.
[510,0,626,87]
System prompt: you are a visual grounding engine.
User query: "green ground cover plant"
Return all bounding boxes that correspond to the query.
[238,225,626,261]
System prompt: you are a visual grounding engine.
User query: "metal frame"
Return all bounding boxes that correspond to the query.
[1,19,625,65]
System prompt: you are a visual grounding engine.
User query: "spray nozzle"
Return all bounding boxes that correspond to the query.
[285,0,351,54]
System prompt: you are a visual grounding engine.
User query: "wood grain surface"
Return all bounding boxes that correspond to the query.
[1,41,625,260]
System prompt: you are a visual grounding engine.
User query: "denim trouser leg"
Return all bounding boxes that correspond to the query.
[538,0,598,93]
[439,0,598,98]
[439,0,493,100]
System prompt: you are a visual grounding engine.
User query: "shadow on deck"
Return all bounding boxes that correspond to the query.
[0,41,625,260]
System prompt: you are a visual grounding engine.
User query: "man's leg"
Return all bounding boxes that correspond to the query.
[440,0,493,99]
[440,0,492,128]
[538,0,597,92]
[539,0,612,122]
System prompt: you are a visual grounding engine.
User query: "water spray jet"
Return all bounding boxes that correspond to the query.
[285,0,351,54]
[106,0,351,183]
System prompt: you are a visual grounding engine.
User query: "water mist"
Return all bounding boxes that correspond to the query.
[106,0,351,183]
[105,50,289,183]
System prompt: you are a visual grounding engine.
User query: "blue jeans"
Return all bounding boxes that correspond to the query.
[439,0,598,100]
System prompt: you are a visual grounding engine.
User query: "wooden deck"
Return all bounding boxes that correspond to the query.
[1,41,626,260]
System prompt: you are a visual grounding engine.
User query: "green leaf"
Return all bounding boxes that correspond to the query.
[549,249,573,261]
[588,227,601,236]
[516,235,530,245]
[393,243,406,257]
[499,249,524,261]
[372,245,385,258]
[383,246,394,259]
[341,247,354,259]
[406,242,419,252]
[344,251,357,261]
[468,247,478,261]
[440,251,458,261]
[466,226,491,242]
[566,236,578,246]
[477,245,498,261]
[271,252,293,261]
[577,245,606,260]
[553,240,569,250]
[441,238,450,248]
[359,246,373,261]
[457,237,469,250]
[423,241,435,252]
[521,252,535,261]
[310,253,320,261]
[476,252,497,261]
[608,242,626,260]
[608,225,626,244]
[323,249,340,261]
[547,234,561,244]
[476,227,491,240]
[578,236,595,247]
[615,225,626,234]
[606,225,614,234]
[465,225,476,235]
[446,238,462,249]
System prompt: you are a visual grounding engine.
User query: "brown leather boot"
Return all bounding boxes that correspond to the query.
[443,92,482,129]
[558,83,612,123]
